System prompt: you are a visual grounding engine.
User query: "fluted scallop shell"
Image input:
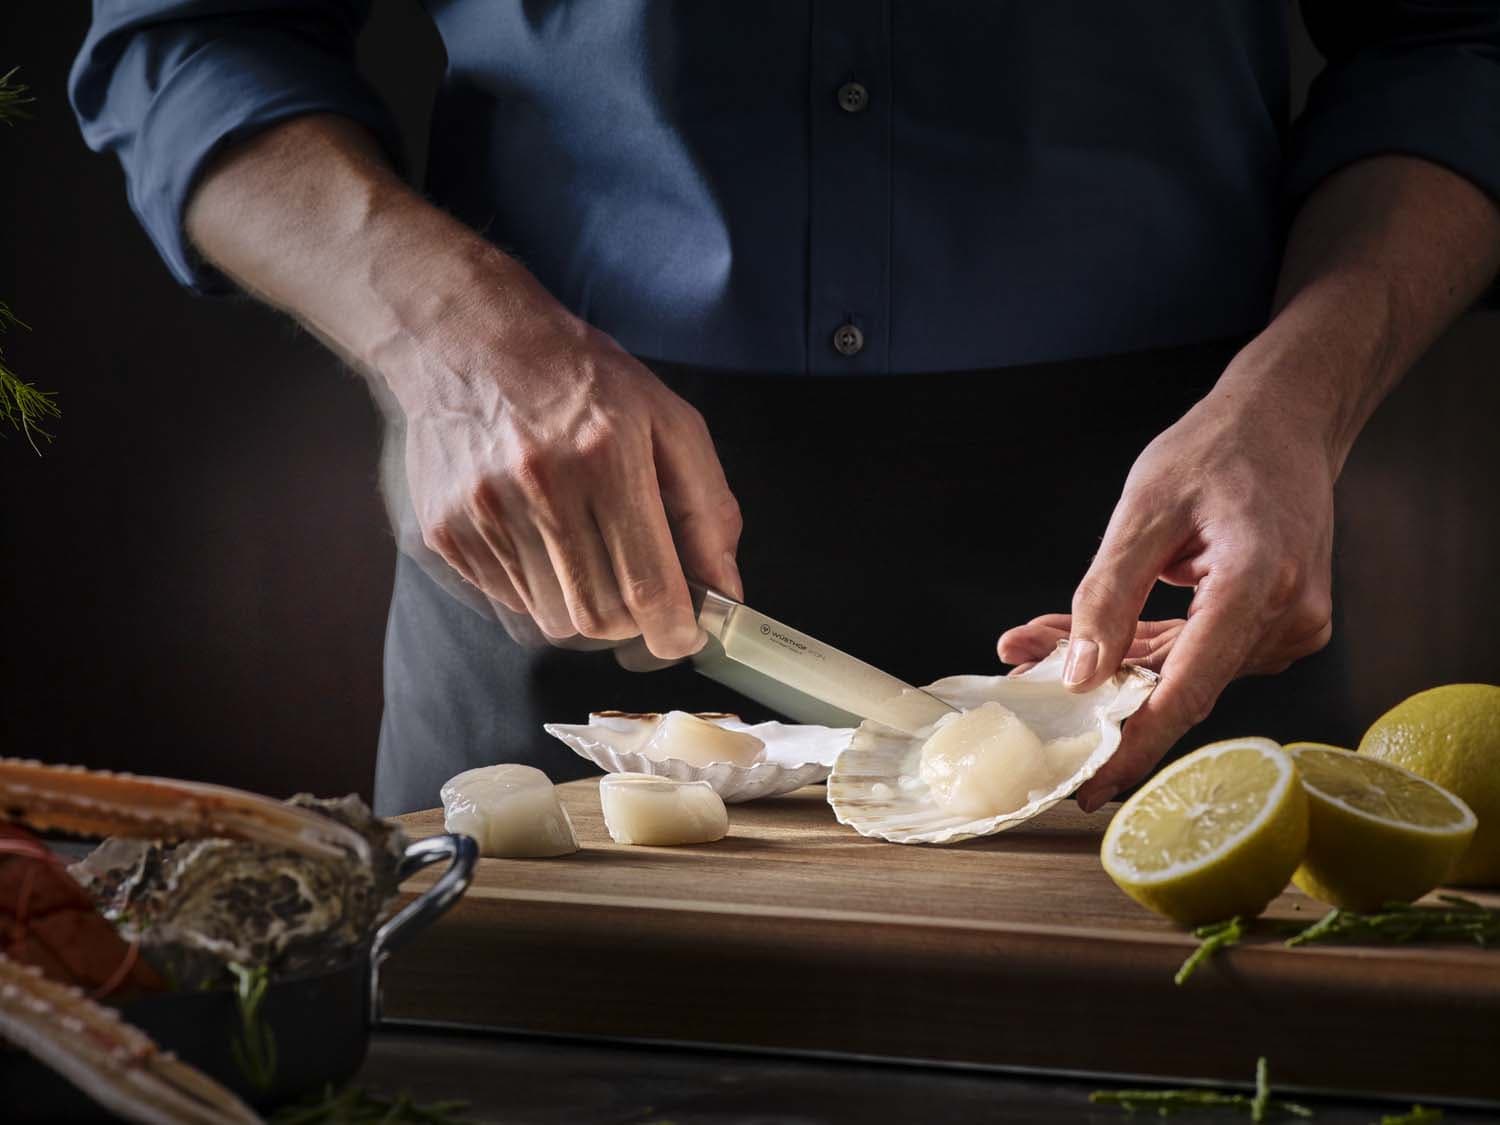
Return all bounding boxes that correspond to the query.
[544,712,851,803]
[827,642,1157,844]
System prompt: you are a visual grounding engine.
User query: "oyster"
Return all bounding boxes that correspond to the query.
[827,641,1156,845]
[545,712,850,802]
[69,794,406,988]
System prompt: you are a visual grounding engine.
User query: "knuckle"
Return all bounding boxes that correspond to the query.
[576,421,622,467]
[1173,682,1219,729]
[1296,589,1333,632]
[621,573,672,614]
[510,445,556,497]
[1264,556,1303,611]
[1071,574,1123,620]
[423,522,459,559]
[1291,617,1334,660]
[466,480,503,523]
[678,401,710,437]
[582,607,635,641]
[569,601,610,640]
[715,492,744,541]
[491,589,527,615]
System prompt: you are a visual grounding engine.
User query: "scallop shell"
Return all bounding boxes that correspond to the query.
[544,712,851,803]
[827,641,1157,844]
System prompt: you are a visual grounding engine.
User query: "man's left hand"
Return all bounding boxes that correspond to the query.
[998,376,1337,812]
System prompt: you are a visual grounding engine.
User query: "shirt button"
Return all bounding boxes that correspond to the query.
[836,82,869,114]
[832,323,865,356]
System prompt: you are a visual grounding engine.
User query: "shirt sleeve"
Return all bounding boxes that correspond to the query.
[69,0,402,293]
[1288,2,1500,208]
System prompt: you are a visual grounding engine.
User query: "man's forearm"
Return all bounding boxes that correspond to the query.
[184,114,546,412]
[185,113,745,654]
[1217,155,1500,471]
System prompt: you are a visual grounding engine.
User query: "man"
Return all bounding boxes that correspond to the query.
[72,3,1500,815]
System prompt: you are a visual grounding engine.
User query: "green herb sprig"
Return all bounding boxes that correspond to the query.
[1173,895,1498,985]
[271,1083,472,1124]
[228,962,277,1093]
[0,301,59,451]
[1284,896,1497,948]
[1091,1057,1314,1121]
[0,66,32,123]
[1175,915,1245,985]
[1379,1107,1443,1125]
[0,69,58,453]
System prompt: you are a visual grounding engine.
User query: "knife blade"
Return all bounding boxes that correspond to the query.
[614,584,957,734]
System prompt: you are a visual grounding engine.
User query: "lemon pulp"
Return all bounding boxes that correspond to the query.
[1101,738,1308,927]
[1289,742,1476,910]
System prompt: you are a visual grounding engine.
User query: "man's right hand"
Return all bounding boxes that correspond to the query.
[399,280,743,659]
[184,115,742,660]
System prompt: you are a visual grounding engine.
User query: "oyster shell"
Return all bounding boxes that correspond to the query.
[827,641,1156,845]
[544,711,851,802]
[69,794,406,987]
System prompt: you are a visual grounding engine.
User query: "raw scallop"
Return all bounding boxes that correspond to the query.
[599,773,729,846]
[827,641,1155,845]
[640,710,767,767]
[544,712,850,802]
[920,702,1055,818]
[440,764,578,857]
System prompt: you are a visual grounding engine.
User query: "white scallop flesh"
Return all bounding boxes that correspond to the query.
[919,702,1045,818]
[599,773,729,846]
[827,640,1156,845]
[640,710,767,767]
[543,711,849,802]
[440,764,578,857]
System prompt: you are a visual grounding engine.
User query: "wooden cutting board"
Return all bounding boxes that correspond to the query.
[386,781,1499,1102]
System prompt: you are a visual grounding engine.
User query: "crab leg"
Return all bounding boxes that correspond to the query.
[0,954,262,1125]
[0,759,369,864]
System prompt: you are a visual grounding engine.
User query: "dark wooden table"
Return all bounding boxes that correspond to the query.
[358,1027,1498,1124]
[389,782,1500,1103]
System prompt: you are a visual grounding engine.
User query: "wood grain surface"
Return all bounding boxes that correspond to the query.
[384,781,1500,1102]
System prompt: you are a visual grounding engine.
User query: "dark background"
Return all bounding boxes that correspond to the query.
[1,5,1496,802]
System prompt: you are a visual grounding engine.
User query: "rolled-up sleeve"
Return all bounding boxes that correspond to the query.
[70,1,401,292]
[1288,2,1500,206]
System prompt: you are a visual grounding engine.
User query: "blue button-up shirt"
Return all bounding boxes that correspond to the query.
[72,2,1500,375]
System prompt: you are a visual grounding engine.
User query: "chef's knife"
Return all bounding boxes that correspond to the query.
[614,583,957,734]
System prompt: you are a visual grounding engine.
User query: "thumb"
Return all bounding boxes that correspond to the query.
[653,415,745,601]
[1065,503,1182,693]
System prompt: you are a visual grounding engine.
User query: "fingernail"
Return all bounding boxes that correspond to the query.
[1063,638,1098,687]
[721,553,744,600]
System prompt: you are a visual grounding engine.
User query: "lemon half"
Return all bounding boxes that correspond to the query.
[1101,738,1308,926]
[1288,742,1476,910]
[1359,683,1500,886]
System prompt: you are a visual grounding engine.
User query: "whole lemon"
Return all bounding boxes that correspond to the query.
[1358,683,1500,886]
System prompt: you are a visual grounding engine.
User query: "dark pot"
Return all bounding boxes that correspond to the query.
[5,833,477,1120]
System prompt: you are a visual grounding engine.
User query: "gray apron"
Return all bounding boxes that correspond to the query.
[374,340,1354,815]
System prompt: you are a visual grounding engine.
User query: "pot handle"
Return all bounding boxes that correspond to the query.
[369,832,478,1024]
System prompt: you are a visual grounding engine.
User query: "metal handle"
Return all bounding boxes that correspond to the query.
[368,833,477,1024]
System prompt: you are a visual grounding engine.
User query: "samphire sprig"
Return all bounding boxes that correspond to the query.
[1285,896,1497,948]
[1175,896,1499,984]
[1175,915,1245,985]
[271,1083,472,1124]
[1379,1105,1444,1125]
[1090,1056,1314,1121]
